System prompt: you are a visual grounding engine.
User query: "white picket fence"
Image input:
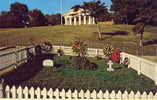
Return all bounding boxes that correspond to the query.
[3,85,157,99]
[52,45,157,85]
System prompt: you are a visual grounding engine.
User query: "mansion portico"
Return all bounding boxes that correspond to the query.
[63,9,96,25]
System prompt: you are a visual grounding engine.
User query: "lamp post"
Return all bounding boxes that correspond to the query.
[60,0,63,25]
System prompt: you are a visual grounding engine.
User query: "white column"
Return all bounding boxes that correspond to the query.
[88,16,92,24]
[69,17,72,25]
[83,16,87,25]
[74,17,77,25]
[64,17,67,25]
[79,15,81,25]
[92,17,96,24]
[66,17,69,25]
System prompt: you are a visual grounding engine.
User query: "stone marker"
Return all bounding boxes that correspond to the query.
[42,59,54,67]
[107,60,114,71]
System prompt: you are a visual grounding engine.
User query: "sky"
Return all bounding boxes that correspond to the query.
[0,0,112,15]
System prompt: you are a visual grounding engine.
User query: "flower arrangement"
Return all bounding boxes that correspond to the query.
[103,44,114,59]
[111,49,121,63]
[123,57,130,68]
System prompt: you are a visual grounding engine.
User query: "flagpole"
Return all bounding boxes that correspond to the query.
[60,0,63,25]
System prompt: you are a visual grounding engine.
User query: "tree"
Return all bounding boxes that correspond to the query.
[29,9,48,27]
[10,2,29,27]
[0,12,11,28]
[132,8,156,56]
[0,11,21,28]
[111,0,157,24]
[71,38,97,70]
[71,5,82,12]
[45,14,61,26]
[72,38,87,57]
[81,0,108,40]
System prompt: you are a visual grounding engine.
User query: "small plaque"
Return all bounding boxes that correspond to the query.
[42,59,54,67]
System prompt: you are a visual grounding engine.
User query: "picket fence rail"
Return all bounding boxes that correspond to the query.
[3,85,157,99]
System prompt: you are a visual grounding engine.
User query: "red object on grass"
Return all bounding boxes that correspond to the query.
[111,49,121,63]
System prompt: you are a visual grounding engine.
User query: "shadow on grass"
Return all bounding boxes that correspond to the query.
[1,55,44,86]
[143,39,157,46]
[101,31,129,36]
[94,31,129,41]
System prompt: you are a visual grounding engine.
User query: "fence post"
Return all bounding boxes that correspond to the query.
[0,79,4,98]
[156,47,157,59]
[155,65,157,85]
[138,58,141,75]
[96,49,98,56]
[14,51,18,69]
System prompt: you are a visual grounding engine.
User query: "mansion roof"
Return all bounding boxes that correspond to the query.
[63,8,90,17]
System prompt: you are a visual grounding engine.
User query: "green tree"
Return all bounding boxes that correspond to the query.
[72,38,87,57]
[45,14,61,26]
[10,2,29,27]
[133,8,156,56]
[29,9,48,27]
[81,0,108,40]
[71,0,108,40]
[111,0,157,24]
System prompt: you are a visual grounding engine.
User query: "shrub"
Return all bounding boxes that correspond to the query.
[41,42,53,53]
[35,45,42,56]
[70,56,98,70]
[57,48,64,56]
[72,39,87,57]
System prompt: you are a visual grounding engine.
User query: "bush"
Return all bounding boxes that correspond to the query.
[70,56,98,70]
[57,48,64,56]
[41,42,53,53]
[72,39,87,57]
[35,45,42,56]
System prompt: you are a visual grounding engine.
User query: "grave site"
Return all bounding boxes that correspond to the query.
[0,0,157,99]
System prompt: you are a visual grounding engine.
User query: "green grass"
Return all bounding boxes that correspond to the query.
[0,24,157,55]
[21,55,157,93]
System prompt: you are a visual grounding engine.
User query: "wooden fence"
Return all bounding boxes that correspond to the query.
[2,85,157,99]
[120,52,157,85]
[52,45,104,57]
[0,46,35,70]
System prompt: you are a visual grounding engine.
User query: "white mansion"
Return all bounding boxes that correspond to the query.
[63,8,96,25]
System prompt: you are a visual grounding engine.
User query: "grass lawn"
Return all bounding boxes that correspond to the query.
[18,55,157,93]
[0,24,157,56]
[142,56,157,63]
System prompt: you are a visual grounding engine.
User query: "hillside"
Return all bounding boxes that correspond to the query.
[0,24,157,56]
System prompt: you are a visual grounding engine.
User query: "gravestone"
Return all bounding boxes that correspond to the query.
[42,59,54,67]
[107,60,114,71]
